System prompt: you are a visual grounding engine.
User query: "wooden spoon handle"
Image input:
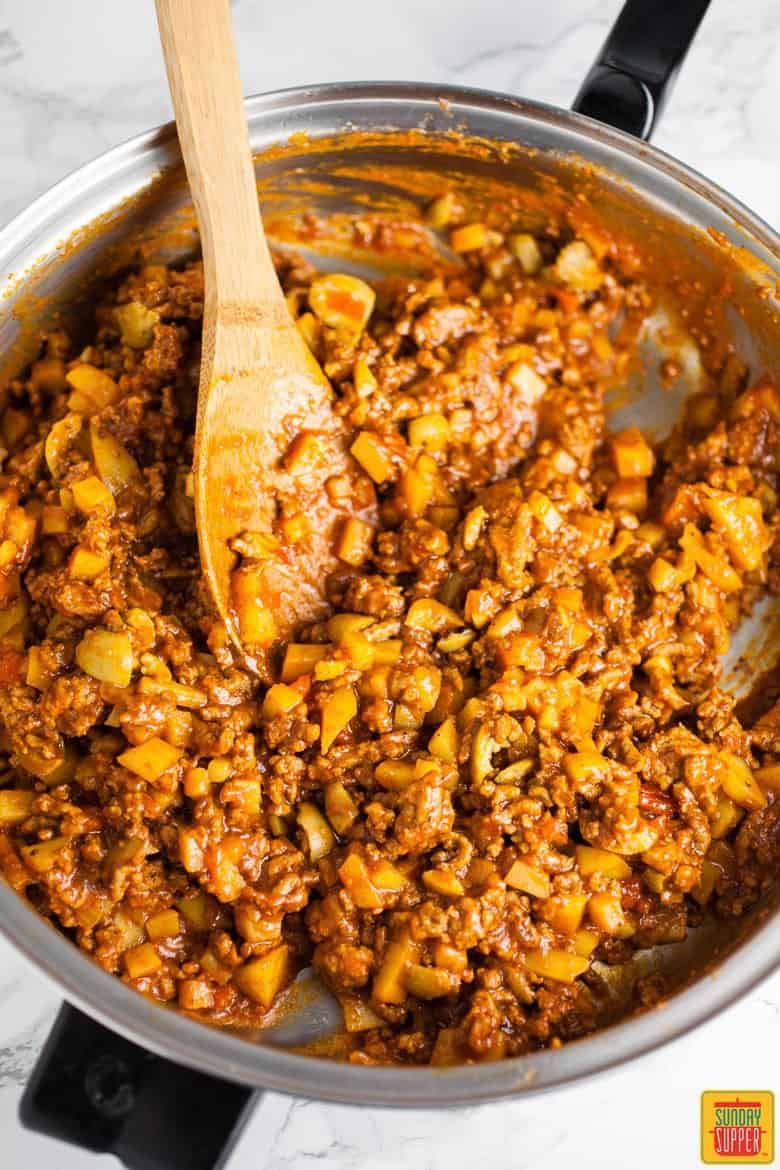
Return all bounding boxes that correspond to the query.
[154,0,278,308]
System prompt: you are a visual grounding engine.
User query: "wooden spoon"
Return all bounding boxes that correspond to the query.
[155,0,369,673]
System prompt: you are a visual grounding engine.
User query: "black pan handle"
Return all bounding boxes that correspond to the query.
[19,1004,257,1170]
[572,0,711,140]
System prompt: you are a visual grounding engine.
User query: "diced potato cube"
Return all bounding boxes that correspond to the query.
[327,613,374,642]
[428,716,458,763]
[320,686,357,753]
[422,869,465,897]
[179,979,215,1011]
[755,763,780,792]
[554,240,603,292]
[525,949,590,983]
[341,996,384,1033]
[262,683,304,720]
[146,909,181,940]
[324,781,358,834]
[231,567,278,648]
[564,751,611,786]
[710,794,743,839]
[588,892,626,934]
[281,513,310,543]
[297,800,335,861]
[573,928,600,957]
[353,358,377,396]
[610,427,655,478]
[338,853,381,909]
[183,766,210,798]
[370,859,407,892]
[315,659,347,681]
[335,517,375,566]
[539,893,588,935]
[41,505,69,534]
[0,789,35,825]
[371,639,402,667]
[115,302,159,348]
[75,628,134,687]
[350,431,394,483]
[21,836,68,873]
[68,546,108,580]
[504,860,550,898]
[177,892,220,932]
[374,760,417,789]
[281,643,329,682]
[124,942,162,979]
[309,274,375,335]
[404,964,459,999]
[719,751,766,811]
[408,413,450,452]
[506,361,547,404]
[509,233,543,274]
[405,598,461,632]
[373,932,417,1003]
[701,489,768,572]
[607,477,648,514]
[450,223,500,253]
[575,844,632,879]
[233,944,290,1008]
[118,737,181,782]
[90,421,140,492]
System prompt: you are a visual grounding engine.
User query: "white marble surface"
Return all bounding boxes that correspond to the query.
[0,0,778,1166]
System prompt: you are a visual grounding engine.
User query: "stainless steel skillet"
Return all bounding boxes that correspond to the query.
[0,1,777,1166]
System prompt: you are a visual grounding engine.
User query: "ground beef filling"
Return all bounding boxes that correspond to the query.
[0,216,778,1066]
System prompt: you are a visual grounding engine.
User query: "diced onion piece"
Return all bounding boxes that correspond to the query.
[297,800,335,861]
[44,413,83,480]
[76,628,134,687]
[509,233,543,274]
[575,844,631,879]
[65,364,120,411]
[177,892,220,932]
[308,274,375,335]
[525,949,590,983]
[118,737,181,782]
[505,859,550,898]
[233,944,291,1008]
[0,789,35,825]
[710,794,743,839]
[115,302,159,349]
[719,751,766,811]
[692,859,718,906]
[610,427,655,478]
[320,686,357,754]
[350,431,394,483]
[90,420,140,493]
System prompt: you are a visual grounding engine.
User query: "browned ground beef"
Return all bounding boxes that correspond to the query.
[0,209,777,1065]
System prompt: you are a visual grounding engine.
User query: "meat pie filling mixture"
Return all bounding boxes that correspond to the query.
[0,205,778,1065]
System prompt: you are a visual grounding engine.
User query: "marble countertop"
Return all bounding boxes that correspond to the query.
[0,0,778,1166]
